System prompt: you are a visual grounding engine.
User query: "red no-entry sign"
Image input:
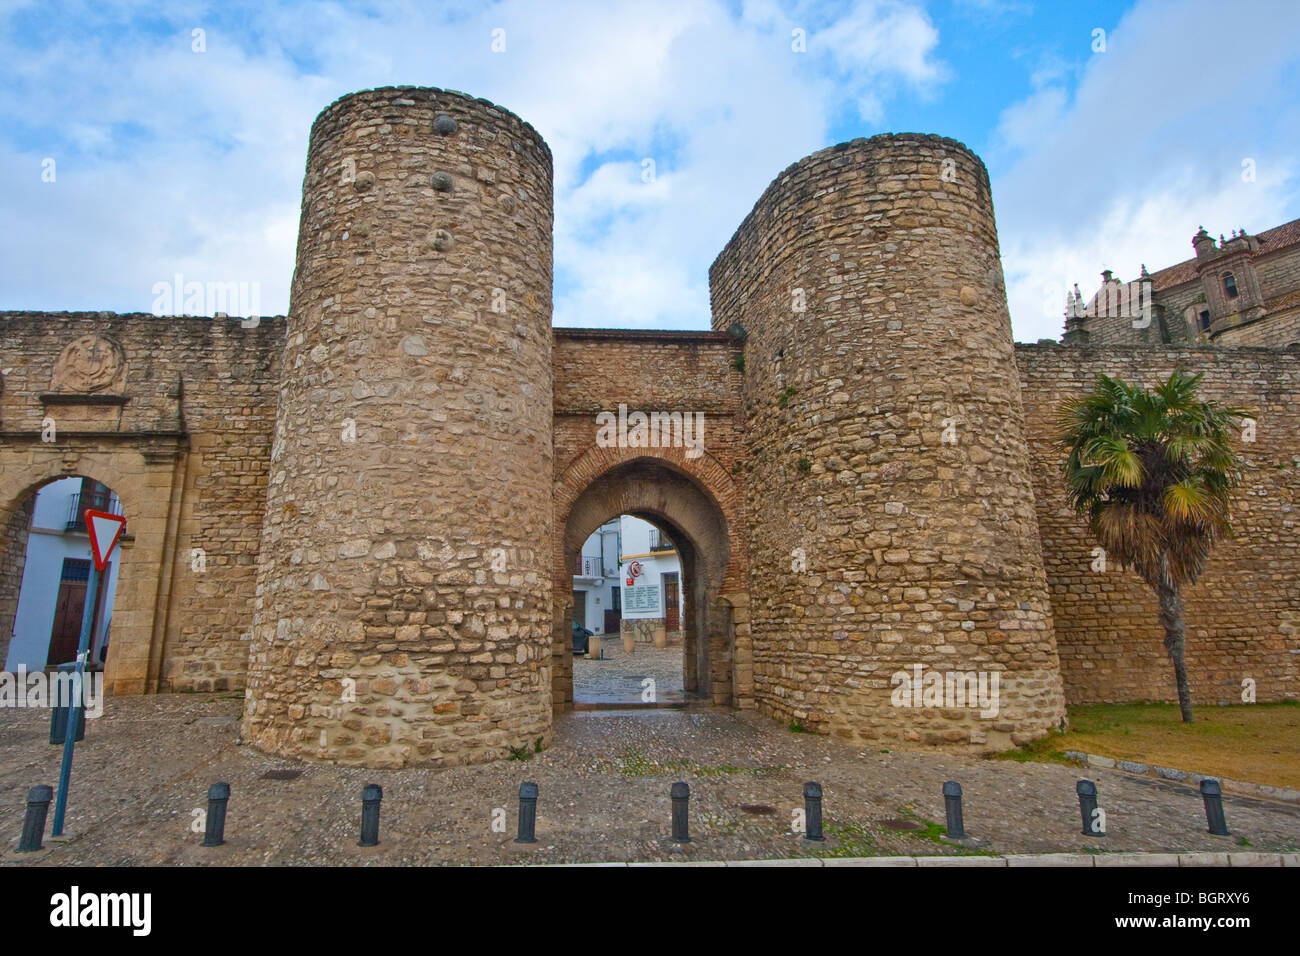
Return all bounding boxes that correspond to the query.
[85,509,125,571]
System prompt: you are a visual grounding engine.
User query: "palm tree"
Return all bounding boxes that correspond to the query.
[1057,370,1247,723]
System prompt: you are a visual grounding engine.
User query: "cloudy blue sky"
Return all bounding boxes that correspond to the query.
[2,0,1298,342]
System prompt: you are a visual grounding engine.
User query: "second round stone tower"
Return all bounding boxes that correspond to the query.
[243,87,554,767]
[711,134,1066,752]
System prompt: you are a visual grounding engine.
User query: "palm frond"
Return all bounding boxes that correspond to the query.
[1056,369,1246,589]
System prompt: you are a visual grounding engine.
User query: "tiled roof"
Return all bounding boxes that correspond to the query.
[1147,217,1300,291]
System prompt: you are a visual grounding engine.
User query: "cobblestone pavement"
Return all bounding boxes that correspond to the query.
[2,696,1297,866]
[572,642,690,705]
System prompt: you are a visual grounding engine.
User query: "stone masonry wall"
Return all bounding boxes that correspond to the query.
[551,328,751,710]
[1218,242,1300,347]
[1077,242,1300,348]
[710,133,1066,753]
[1216,305,1300,348]
[552,329,747,590]
[0,311,283,692]
[0,495,34,667]
[6,88,1300,772]
[1017,343,1300,705]
[242,88,555,768]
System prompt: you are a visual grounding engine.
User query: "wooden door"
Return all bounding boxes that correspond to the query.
[663,572,680,630]
[48,580,87,666]
[47,558,105,667]
[604,584,621,634]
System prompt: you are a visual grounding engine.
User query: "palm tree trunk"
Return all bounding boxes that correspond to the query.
[1157,570,1194,723]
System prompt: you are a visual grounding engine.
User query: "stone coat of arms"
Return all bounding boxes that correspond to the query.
[50,334,127,393]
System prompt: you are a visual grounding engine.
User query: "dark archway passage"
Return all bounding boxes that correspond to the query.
[1,475,126,678]
[553,456,741,714]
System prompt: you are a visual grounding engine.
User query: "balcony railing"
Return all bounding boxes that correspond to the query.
[574,555,605,578]
[647,528,674,552]
[66,491,123,532]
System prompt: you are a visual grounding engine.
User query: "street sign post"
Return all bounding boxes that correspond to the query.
[51,508,125,837]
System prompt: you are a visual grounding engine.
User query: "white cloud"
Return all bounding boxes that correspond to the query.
[0,0,947,325]
[991,0,1300,341]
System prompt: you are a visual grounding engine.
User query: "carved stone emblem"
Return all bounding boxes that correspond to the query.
[50,334,126,393]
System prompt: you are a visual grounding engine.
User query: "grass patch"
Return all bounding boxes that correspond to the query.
[993,727,1076,765]
[895,805,947,842]
[812,821,880,859]
[700,812,741,835]
[895,805,999,856]
[994,701,1300,789]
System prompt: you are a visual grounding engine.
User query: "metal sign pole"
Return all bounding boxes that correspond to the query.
[51,543,100,837]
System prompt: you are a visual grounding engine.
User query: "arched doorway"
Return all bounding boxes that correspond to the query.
[0,476,125,677]
[553,455,743,713]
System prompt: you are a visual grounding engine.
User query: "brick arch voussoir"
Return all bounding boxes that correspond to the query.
[553,443,743,594]
[556,443,738,524]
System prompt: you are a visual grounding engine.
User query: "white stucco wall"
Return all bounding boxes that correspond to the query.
[4,477,121,671]
[573,518,620,634]
[618,515,681,620]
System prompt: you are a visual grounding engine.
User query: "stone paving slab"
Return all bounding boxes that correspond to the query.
[1227,852,1282,866]
[1006,853,1095,866]
[2,697,1298,866]
[1176,852,1230,866]
[572,643,689,705]
[822,856,918,867]
[1093,853,1181,866]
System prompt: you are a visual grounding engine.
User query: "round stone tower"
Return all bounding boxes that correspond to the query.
[710,134,1065,752]
[243,87,554,768]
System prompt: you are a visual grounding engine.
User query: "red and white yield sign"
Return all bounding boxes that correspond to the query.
[85,510,126,571]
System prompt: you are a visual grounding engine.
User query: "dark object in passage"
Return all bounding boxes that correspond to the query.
[571,621,592,655]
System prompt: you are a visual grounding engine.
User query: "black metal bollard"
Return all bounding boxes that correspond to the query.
[942,780,966,840]
[17,785,53,852]
[515,781,539,844]
[201,782,231,847]
[1077,779,1103,836]
[358,783,382,847]
[48,663,85,744]
[1200,779,1230,836]
[670,782,691,843]
[803,782,824,841]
